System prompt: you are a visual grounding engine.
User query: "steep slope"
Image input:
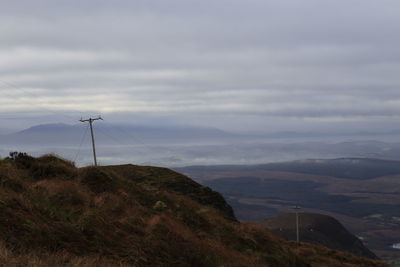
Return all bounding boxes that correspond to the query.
[0,153,389,266]
[258,213,377,259]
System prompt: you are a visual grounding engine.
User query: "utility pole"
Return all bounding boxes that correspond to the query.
[292,205,301,244]
[80,116,103,166]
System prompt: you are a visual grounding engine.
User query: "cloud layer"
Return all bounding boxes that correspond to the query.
[1,0,400,132]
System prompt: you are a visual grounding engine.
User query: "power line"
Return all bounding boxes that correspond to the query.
[74,123,89,164]
[95,126,127,147]
[101,120,147,146]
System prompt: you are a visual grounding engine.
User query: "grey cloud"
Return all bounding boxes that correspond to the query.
[0,0,400,134]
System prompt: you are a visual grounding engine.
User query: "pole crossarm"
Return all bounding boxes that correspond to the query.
[79,116,103,123]
[79,116,103,166]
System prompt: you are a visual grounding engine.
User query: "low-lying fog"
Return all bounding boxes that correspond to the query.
[2,123,400,167]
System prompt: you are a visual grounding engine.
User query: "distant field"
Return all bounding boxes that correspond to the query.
[176,158,400,261]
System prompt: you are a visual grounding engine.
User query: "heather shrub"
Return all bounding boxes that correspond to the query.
[7,152,76,181]
[7,152,35,169]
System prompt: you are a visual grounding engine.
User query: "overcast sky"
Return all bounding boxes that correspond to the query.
[1,0,400,134]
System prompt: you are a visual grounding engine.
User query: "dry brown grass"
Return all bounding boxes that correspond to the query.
[0,155,391,267]
[0,240,130,267]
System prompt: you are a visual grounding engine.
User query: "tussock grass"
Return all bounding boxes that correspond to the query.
[0,240,130,267]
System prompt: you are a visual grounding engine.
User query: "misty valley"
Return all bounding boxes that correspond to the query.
[4,123,400,167]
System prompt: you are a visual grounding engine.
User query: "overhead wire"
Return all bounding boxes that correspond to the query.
[95,126,128,147]
[73,123,89,164]
[94,120,187,165]
[101,119,148,146]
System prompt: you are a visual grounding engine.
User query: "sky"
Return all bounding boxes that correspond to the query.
[1,0,400,134]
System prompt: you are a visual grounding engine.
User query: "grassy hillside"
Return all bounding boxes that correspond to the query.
[0,153,389,266]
